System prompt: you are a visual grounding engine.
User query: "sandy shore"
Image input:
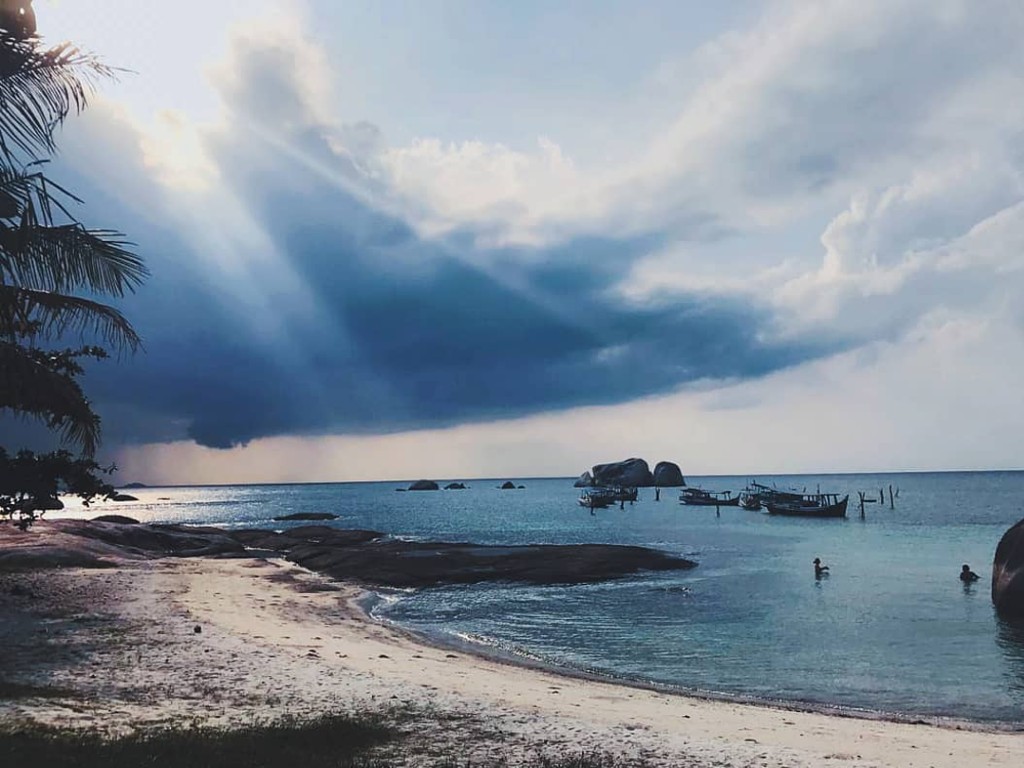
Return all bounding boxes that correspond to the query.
[1,554,1022,766]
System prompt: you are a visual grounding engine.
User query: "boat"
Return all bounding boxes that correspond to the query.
[743,481,804,506]
[578,487,624,508]
[738,492,762,510]
[764,493,849,518]
[679,488,739,506]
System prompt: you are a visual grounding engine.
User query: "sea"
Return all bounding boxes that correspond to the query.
[59,471,1024,725]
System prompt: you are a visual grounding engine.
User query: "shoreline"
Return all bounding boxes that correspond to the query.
[374,604,1024,735]
[4,553,1019,766]
[363,582,1024,734]
[1,521,1022,765]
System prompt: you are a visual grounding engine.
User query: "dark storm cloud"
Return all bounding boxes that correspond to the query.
[31,27,851,452]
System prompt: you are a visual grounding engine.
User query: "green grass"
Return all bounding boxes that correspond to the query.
[0,713,397,768]
[0,715,656,768]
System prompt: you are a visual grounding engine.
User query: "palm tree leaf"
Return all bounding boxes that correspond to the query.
[0,222,147,295]
[0,284,141,351]
[0,32,115,162]
[0,340,100,455]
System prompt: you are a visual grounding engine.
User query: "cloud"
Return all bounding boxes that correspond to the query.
[25,0,1024,466]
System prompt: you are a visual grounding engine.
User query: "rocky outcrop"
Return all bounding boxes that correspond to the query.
[591,458,654,487]
[993,517,1024,619]
[573,472,594,488]
[1,520,698,587]
[286,540,695,588]
[273,512,339,522]
[91,515,140,525]
[111,493,138,502]
[33,496,64,511]
[408,480,439,491]
[444,482,467,490]
[499,481,517,490]
[653,462,685,487]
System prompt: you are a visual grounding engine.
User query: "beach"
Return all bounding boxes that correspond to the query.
[2,538,1022,767]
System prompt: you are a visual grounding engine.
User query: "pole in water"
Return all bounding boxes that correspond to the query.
[888,484,894,509]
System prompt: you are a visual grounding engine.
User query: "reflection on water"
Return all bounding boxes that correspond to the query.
[997,617,1024,693]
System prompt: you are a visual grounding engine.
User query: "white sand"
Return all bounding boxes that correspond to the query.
[3,555,1023,766]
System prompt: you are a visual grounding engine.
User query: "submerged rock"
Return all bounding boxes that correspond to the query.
[653,461,685,488]
[591,458,654,488]
[444,482,467,490]
[408,480,439,491]
[499,481,516,490]
[993,517,1024,619]
[111,493,138,502]
[91,515,140,525]
[273,512,339,522]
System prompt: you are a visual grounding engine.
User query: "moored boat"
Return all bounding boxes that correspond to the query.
[679,488,739,506]
[764,493,849,518]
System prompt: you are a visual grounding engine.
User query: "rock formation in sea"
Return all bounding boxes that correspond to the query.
[91,515,140,525]
[111,493,138,502]
[591,458,654,487]
[653,461,686,487]
[499,481,517,489]
[444,482,467,490]
[273,512,339,521]
[993,516,1024,618]
[408,480,439,491]
[1,520,698,588]
[573,472,594,488]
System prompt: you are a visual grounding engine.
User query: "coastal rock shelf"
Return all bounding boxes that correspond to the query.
[0,520,697,589]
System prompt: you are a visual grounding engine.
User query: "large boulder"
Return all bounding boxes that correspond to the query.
[653,461,685,487]
[408,480,439,491]
[993,517,1024,619]
[591,458,654,488]
[499,481,517,490]
[573,472,594,488]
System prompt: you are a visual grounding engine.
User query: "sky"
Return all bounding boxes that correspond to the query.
[11,0,1024,484]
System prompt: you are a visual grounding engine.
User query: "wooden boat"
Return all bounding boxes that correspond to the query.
[679,488,739,506]
[738,492,761,510]
[578,488,618,508]
[764,493,849,518]
[744,481,803,505]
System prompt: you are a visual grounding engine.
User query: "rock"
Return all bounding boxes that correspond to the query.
[408,480,439,491]
[272,512,339,522]
[111,493,138,502]
[121,482,148,489]
[517,485,525,489]
[591,458,654,488]
[993,517,1024,619]
[573,472,594,488]
[499,481,516,490]
[33,496,64,510]
[444,482,467,490]
[91,515,140,525]
[653,461,686,487]
[193,625,202,634]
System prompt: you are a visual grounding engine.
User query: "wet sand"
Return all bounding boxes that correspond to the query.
[2,554,1022,766]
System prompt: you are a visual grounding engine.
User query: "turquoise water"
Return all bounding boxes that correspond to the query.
[66,471,1024,723]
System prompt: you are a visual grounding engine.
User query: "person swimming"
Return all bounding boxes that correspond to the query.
[960,564,980,582]
[813,557,829,578]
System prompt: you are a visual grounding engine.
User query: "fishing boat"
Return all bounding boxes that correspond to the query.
[764,493,849,518]
[679,488,739,506]
[743,481,804,506]
[578,488,617,508]
[738,492,762,510]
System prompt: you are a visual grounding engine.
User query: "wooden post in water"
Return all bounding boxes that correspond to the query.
[858,491,866,518]
[879,488,884,504]
[888,484,894,509]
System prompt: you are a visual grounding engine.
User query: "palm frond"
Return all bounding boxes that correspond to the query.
[0,284,141,351]
[0,222,147,295]
[0,340,100,456]
[0,32,115,162]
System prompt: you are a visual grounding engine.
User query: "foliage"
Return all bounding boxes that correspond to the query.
[0,2,147,522]
[0,447,115,529]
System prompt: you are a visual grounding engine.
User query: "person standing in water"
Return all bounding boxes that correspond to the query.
[813,557,829,578]
[960,564,980,583]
